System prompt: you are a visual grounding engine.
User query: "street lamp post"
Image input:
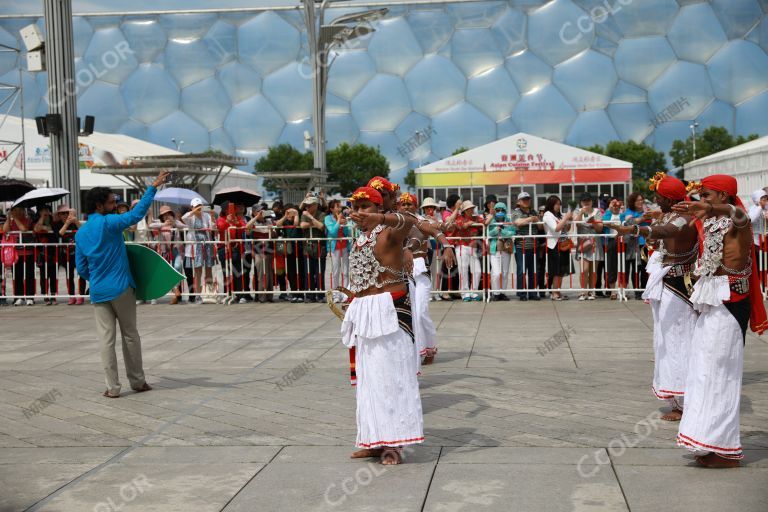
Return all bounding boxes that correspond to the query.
[301,0,386,186]
[690,121,699,161]
[42,0,80,212]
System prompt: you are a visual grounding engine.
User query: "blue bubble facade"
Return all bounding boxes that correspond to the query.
[1,0,767,184]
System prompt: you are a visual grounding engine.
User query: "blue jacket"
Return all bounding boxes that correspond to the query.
[324,214,351,252]
[622,209,647,246]
[75,186,157,303]
[488,214,516,255]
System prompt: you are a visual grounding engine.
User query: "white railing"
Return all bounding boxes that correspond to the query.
[4,221,755,304]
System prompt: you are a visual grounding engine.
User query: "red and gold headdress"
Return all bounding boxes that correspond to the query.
[397,192,418,207]
[367,176,396,193]
[350,186,383,205]
[685,181,702,194]
[649,171,687,201]
[648,172,665,192]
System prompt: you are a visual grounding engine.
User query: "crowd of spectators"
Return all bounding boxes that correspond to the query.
[431,190,652,301]
[10,184,767,305]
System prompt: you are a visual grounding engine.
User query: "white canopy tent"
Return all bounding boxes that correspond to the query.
[415,133,633,209]
[0,116,260,193]
[684,136,768,204]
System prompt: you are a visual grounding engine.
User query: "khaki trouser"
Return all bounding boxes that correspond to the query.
[93,287,146,394]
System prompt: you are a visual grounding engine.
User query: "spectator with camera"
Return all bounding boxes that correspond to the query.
[622,192,648,300]
[601,197,622,300]
[149,206,186,304]
[217,200,248,303]
[34,205,58,305]
[182,198,215,304]
[246,203,276,303]
[3,205,35,305]
[439,194,462,300]
[53,205,86,304]
[487,202,515,301]
[275,203,305,302]
[543,195,573,300]
[300,194,326,302]
[509,192,541,301]
[455,200,483,301]
[574,192,603,301]
[325,199,351,289]
[535,205,548,297]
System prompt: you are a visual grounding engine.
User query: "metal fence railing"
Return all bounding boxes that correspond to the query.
[4,221,763,304]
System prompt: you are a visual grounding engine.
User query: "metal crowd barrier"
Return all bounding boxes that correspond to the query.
[6,221,764,304]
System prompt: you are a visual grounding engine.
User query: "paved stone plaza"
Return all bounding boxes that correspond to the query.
[0,299,767,512]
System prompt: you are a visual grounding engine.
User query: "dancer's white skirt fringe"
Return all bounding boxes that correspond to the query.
[651,287,696,401]
[341,293,399,348]
[641,252,668,302]
[677,304,744,459]
[341,293,424,449]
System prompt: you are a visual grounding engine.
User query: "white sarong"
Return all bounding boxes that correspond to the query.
[409,257,438,372]
[677,279,744,459]
[644,253,697,408]
[341,293,424,449]
[651,287,696,406]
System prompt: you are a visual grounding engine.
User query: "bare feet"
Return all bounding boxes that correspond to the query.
[351,448,383,459]
[103,390,119,398]
[695,452,741,468]
[133,383,152,393]
[380,447,402,465]
[661,408,683,421]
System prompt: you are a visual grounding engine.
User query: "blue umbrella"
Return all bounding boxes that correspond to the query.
[154,187,207,206]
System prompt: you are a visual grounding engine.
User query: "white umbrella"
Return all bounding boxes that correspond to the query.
[11,187,70,209]
[154,187,207,206]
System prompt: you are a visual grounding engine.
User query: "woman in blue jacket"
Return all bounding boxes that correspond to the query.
[488,202,516,301]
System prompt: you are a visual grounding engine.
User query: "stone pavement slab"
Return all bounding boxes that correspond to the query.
[0,299,767,511]
[615,465,768,512]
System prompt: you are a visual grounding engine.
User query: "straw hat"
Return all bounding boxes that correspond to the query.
[158,205,175,218]
[460,200,476,212]
[420,197,438,209]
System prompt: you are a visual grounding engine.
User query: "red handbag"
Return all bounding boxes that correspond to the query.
[1,234,19,266]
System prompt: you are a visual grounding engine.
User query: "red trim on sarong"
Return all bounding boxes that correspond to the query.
[676,437,744,459]
[358,436,425,448]
[349,347,356,387]
[677,433,742,453]
[652,385,684,399]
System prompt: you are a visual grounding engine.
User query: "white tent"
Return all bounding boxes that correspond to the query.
[684,135,768,204]
[415,132,632,208]
[0,116,260,192]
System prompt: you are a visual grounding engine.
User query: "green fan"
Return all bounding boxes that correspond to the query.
[126,244,185,301]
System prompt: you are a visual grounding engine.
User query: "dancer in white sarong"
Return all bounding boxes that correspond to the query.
[612,173,699,421]
[397,193,439,370]
[343,185,423,465]
[367,177,456,366]
[670,175,768,468]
